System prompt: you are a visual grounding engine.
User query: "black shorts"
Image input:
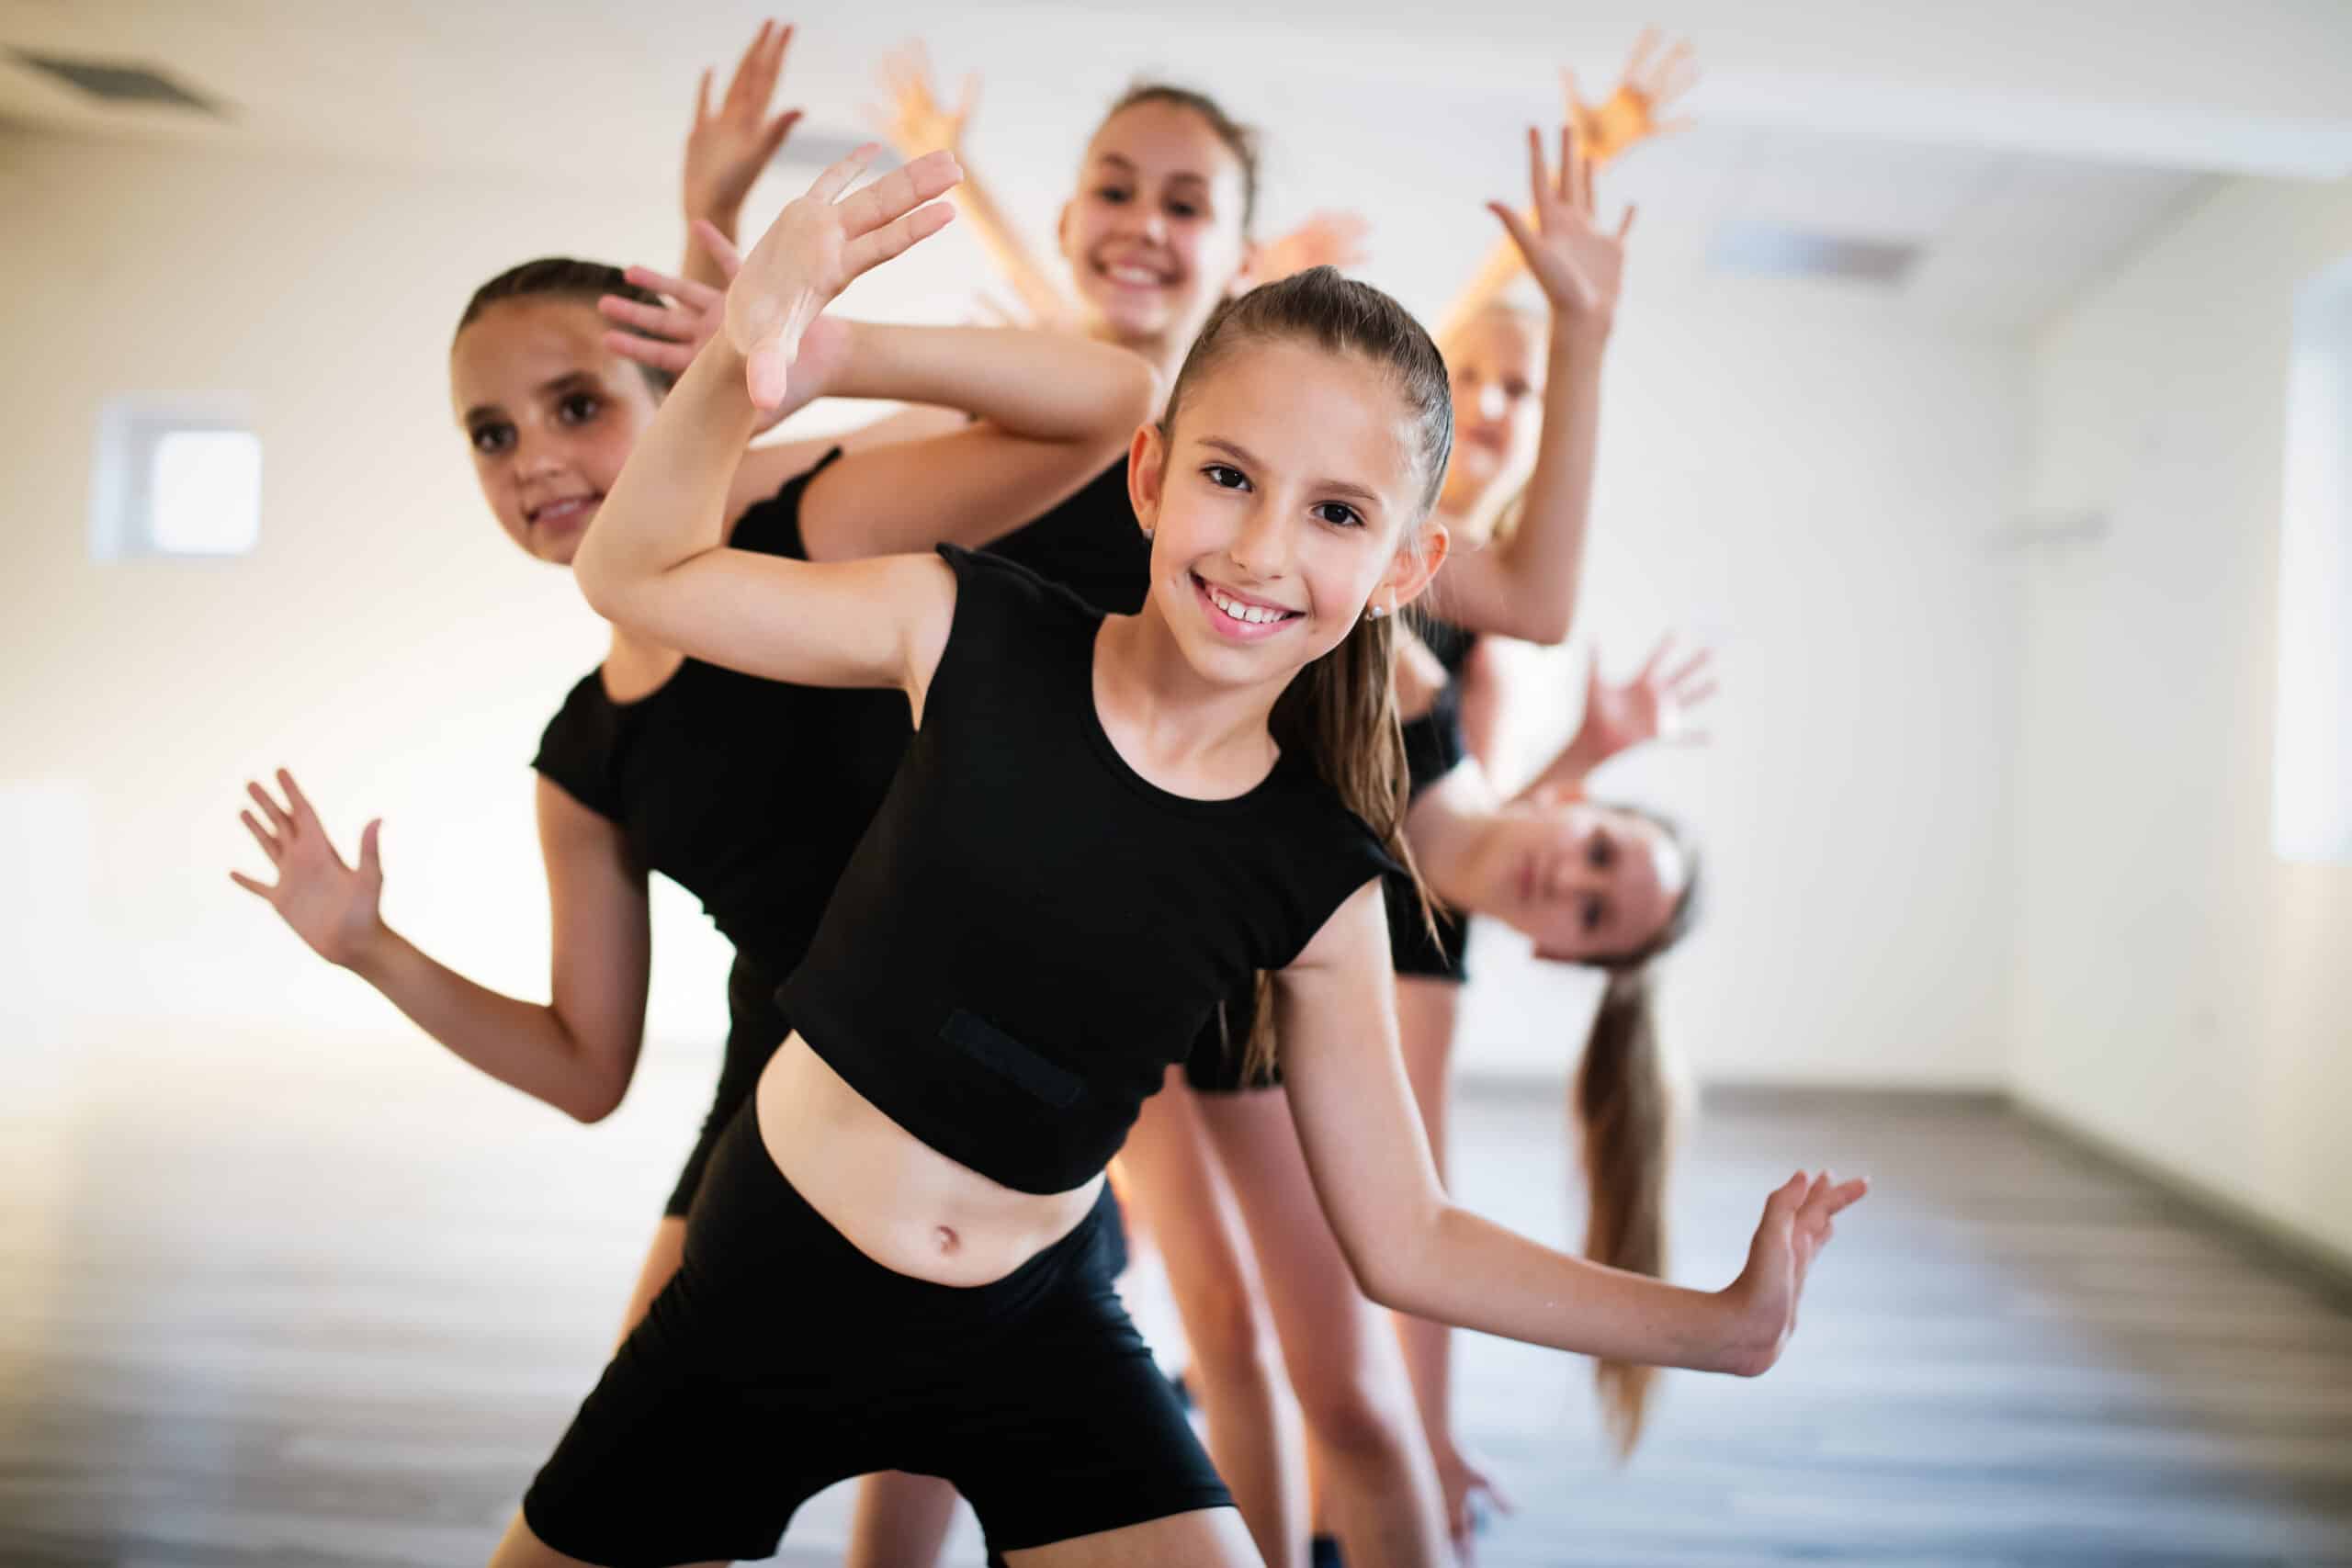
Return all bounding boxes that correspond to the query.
[524,1108,1224,1563]
[1183,871,1468,1095]
[663,949,788,1217]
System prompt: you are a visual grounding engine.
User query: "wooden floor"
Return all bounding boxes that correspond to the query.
[5,1042,2350,1566]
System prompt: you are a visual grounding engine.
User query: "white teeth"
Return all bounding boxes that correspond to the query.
[1206,583,1288,626]
[1108,265,1164,286]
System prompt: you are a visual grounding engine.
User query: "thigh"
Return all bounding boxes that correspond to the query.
[925,1279,1232,1557]
[1191,1089,1403,1399]
[1002,1507,1262,1568]
[613,1216,687,1349]
[1114,1067,1266,1353]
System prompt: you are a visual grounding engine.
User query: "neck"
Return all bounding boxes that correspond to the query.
[1093,599,1289,786]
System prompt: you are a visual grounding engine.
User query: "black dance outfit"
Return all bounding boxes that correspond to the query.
[529,453,1148,1216]
[522,547,1397,1562]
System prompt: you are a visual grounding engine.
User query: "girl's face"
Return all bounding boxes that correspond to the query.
[1437,307,1546,534]
[448,297,662,567]
[1058,101,1254,352]
[1128,338,1446,691]
[1465,795,1686,963]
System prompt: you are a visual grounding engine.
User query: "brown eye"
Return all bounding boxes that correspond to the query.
[469,421,514,456]
[558,391,601,425]
[1589,829,1615,869]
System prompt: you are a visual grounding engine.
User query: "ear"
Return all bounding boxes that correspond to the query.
[1056,197,1076,262]
[1126,420,1169,538]
[1370,516,1451,618]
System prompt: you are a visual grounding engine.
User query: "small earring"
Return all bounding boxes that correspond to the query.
[1363,603,1388,623]
[1140,525,1154,540]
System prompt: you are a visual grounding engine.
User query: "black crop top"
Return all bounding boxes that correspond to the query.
[531,451,910,963]
[985,457,1149,616]
[779,546,1400,1193]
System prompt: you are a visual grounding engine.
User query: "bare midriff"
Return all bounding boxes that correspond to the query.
[754,1032,1105,1287]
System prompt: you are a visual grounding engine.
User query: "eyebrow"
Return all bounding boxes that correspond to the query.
[462,370,598,426]
[1196,436,1385,509]
[1095,152,1210,190]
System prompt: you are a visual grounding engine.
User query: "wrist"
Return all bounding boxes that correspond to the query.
[1707,1283,1774,1377]
[345,919,400,982]
[1550,310,1613,356]
[684,199,741,239]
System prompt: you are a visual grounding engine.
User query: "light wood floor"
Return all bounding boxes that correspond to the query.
[4,1043,2349,1566]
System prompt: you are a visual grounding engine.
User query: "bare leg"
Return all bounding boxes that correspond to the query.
[1004,1507,1261,1568]
[1117,1067,1309,1568]
[1389,977,1508,1551]
[847,1468,966,1568]
[1195,1089,1450,1568]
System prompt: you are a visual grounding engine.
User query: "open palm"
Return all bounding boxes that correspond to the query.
[870,40,974,163]
[231,769,383,969]
[1487,125,1636,322]
[683,19,803,222]
[1573,634,1716,765]
[1563,28,1699,166]
[726,145,962,409]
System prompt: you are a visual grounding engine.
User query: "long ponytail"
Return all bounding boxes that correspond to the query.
[1571,806,1702,1458]
[1160,265,1454,1085]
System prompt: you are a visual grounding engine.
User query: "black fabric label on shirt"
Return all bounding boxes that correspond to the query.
[939,1009,1084,1108]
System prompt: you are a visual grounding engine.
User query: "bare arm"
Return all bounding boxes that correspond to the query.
[1428,128,1628,646]
[599,230,1151,556]
[1274,882,1862,1373]
[232,771,650,1125]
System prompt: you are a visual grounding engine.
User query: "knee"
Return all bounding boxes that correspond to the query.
[1290,1358,1417,1461]
[1180,1272,1278,1392]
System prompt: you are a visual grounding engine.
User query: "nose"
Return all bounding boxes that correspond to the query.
[1476,382,1509,423]
[513,428,563,479]
[1225,496,1294,581]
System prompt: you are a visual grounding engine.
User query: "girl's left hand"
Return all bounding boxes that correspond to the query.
[1487,126,1636,326]
[1571,633,1716,765]
[683,19,804,225]
[599,222,851,433]
[726,145,962,411]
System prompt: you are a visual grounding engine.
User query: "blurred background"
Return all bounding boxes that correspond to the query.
[3,2,2348,1563]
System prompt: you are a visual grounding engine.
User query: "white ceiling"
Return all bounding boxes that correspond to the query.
[4,0,2346,333]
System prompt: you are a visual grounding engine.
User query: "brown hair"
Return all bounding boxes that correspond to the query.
[1164,266,1453,1081]
[1099,81,1262,234]
[455,257,674,397]
[1573,805,1702,1457]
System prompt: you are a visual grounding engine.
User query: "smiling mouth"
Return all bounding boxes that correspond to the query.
[1097,257,1177,289]
[527,495,599,527]
[1192,571,1302,635]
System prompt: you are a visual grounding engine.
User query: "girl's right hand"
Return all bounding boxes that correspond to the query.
[726,145,961,410]
[230,769,387,970]
[1431,1441,1516,1557]
[1720,1171,1869,1375]
[1563,28,1698,165]
[1487,125,1636,328]
[682,19,803,227]
[869,40,976,164]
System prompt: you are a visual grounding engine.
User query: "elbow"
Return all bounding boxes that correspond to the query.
[567,1076,627,1125]
[1106,355,1162,444]
[1502,599,1576,648]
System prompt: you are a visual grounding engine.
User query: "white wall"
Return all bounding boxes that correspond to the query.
[1,129,2029,1106]
[1456,286,2029,1087]
[2012,174,2352,1261]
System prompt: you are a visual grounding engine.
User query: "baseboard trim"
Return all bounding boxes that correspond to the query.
[2010,1095,2352,1309]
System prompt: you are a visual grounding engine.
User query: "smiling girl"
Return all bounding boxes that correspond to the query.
[488,145,1864,1568]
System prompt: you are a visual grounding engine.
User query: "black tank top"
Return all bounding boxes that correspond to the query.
[779,546,1399,1194]
[531,452,909,964]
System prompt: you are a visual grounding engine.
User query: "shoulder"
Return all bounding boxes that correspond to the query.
[533,668,624,818]
[727,446,848,559]
[937,542,1104,630]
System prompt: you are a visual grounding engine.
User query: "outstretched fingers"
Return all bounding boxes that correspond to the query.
[842,200,957,280]
[239,808,282,864]
[835,147,962,240]
[807,142,884,206]
[245,778,292,835]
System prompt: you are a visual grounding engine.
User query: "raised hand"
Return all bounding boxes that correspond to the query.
[230,769,386,970]
[1487,125,1636,326]
[1572,633,1716,764]
[600,222,853,429]
[1254,210,1373,283]
[1723,1171,1869,1375]
[683,20,804,227]
[1563,28,1698,166]
[726,144,960,410]
[869,40,975,164]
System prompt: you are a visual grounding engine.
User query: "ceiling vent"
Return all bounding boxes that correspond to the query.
[1708,221,1918,287]
[12,52,224,116]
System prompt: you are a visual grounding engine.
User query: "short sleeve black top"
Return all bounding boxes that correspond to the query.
[529,451,910,964]
[778,546,1399,1194]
